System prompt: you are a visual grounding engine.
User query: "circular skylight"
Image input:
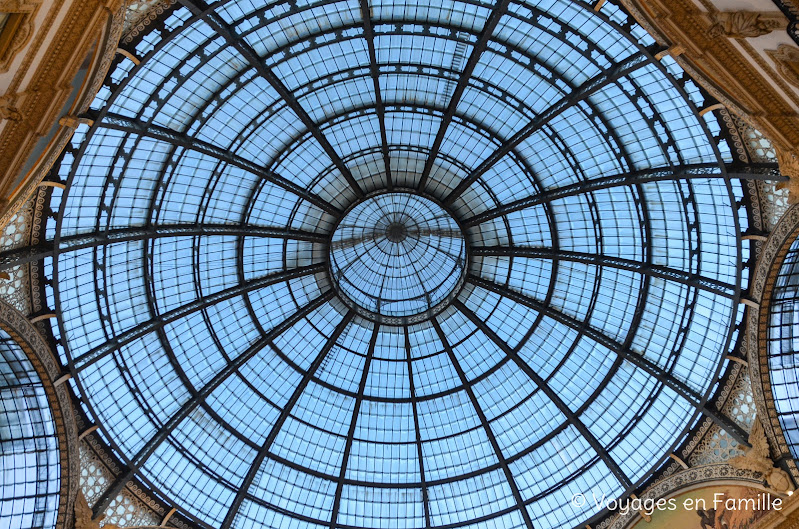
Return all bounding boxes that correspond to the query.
[48,1,746,528]
[329,192,467,322]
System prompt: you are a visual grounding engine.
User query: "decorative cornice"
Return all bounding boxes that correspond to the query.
[620,0,799,194]
[0,0,127,220]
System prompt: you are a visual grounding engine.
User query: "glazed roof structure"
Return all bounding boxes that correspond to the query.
[40,0,752,528]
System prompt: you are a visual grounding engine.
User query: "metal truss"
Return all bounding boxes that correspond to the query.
[468,275,750,446]
[0,223,326,272]
[404,325,432,528]
[91,290,335,517]
[327,323,380,529]
[461,163,771,227]
[98,114,341,216]
[471,246,737,299]
[220,310,354,529]
[175,0,365,199]
[431,316,536,529]
[416,0,511,192]
[358,0,393,190]
[71,263,326,371]
[443,46,659,206]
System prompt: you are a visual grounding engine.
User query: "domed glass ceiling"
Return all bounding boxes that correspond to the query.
[45,0,746,528]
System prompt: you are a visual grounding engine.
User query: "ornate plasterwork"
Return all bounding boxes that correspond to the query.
[688,368,757,467]
[121,0,174,44]
[0,298,79,529]
[80,442,115,509]
[79,422,189,528]
[768,44,799,90]
[708,11,788,39]
[724,371,758,432]
[596,464,768,529]
[0,0,127,223]
[620,0,799,194]
[76,490,121,529]
[101,487,161,528]
[0,1,42,74]
[0,193,33,312]
[689,425,748,467]
[729,419,795,492]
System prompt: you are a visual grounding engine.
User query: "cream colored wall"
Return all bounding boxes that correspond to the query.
[692,0,799,113]
[0,0,126,221]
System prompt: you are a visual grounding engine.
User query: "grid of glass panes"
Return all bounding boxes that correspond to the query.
[769,237,799,461]
[0,330,60,529]
[45,0,746,528]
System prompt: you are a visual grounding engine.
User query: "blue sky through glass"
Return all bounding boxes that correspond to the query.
[45,0,747,528]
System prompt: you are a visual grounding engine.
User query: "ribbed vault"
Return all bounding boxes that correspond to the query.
[41,1,752,528]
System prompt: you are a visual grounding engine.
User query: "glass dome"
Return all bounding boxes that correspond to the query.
[47,0,745,528]
[0,329,60,529]
[329,192,467,323]
[768,237,799,462]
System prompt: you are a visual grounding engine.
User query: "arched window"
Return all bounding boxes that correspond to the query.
[0,329,60,529]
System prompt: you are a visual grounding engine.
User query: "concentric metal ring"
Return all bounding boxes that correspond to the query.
[329,190,468,325]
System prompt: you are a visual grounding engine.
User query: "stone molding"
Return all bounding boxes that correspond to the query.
[748,203,799,483]
[707,11,788,39]
[768,44,799,91]
[0,1,42,74]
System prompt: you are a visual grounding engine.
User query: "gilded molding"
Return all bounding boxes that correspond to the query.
[0,1,41,74]
[620,0,799,199]
[0,0,127,220]
[768,44,799,90]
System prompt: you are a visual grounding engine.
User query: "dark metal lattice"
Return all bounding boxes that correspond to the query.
[0,0,765,528]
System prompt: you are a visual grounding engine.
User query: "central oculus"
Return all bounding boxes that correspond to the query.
[329,192,467,323]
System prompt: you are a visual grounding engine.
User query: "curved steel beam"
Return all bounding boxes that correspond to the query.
[454,299,633,489]
[416,0,511,192]
[329,322,379,528]
[471,246,737,299]
[72,262,326,371]
[467,275,751,446]
[443,47,658,206]
[359,0,393,190]
[90,290,334,518]
[0,224,326,271]
[176,0,365,199]
[430,317,535,529]
[98,113,340,216]
[461,164,734,227]
[404,325,432,528]
[220,310,355,529]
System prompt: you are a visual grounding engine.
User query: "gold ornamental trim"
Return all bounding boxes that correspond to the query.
[0,0,126,218]
[619,0,799,188]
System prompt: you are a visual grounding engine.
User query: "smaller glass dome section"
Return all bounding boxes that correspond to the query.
[329,192,466,322]
[0,329,59,529]
[768,237,799,462]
